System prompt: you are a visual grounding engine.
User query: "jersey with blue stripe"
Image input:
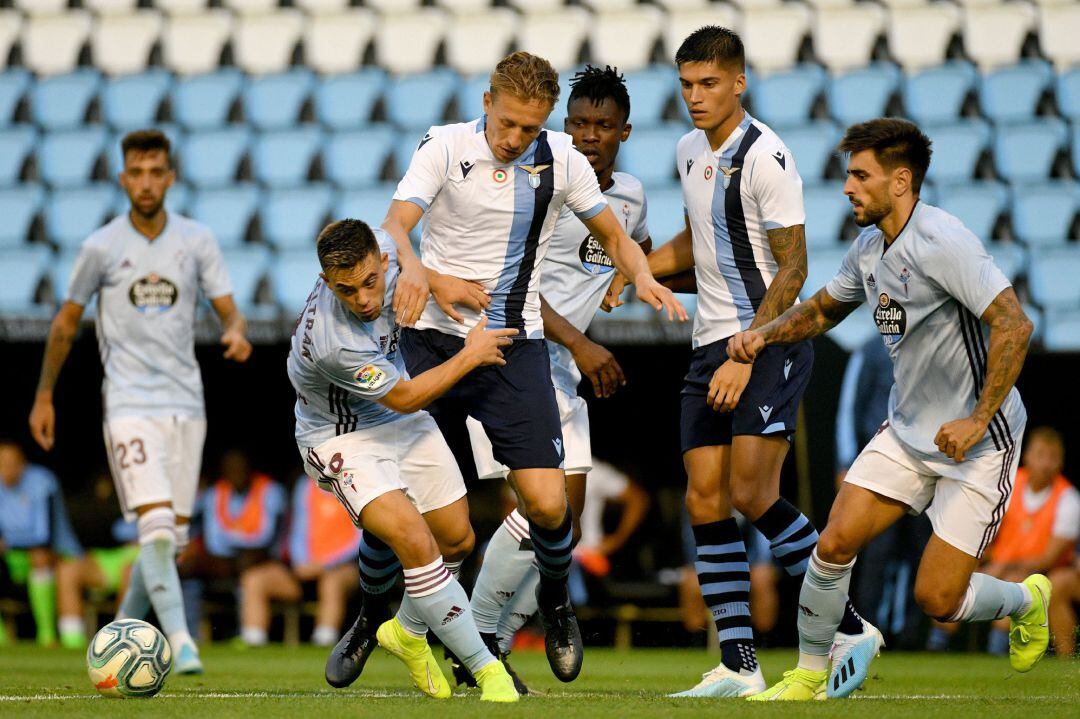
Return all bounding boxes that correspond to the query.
[825,201,1026,460]
[542,171,649,395]
[288,229,408,446]
[0,464,82,555]
[678,114,805,348]
[66,212,233,418]
[393,117,608,339]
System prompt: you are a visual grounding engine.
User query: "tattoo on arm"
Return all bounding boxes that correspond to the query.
[972,288,1033,425]
[37,311,80,394]
[749,225,808,330]
[759,288,861,346]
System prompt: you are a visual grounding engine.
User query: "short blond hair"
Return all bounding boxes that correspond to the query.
[489,51,560,107]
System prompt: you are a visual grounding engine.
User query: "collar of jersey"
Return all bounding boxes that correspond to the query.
[125,209,171,243]
[709,112,754,160]
[880,200,922,257]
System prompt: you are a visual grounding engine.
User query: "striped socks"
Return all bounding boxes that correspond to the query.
[693,519,757,673]
[529,507,574,607]
[358,531,401,623]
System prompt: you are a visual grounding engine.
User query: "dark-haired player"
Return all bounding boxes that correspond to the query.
[646,27,874,697]
[730,118,1046,700]
[464,65,651,689]
[28,129,252,674]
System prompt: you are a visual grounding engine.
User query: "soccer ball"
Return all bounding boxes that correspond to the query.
[86,619,172,698]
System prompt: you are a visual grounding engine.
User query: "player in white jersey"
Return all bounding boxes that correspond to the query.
[645,28,874,698]
[287,220,519,702]
[28,130,252,674]
[727,118,1049,700]
[380,51,685,683]
[462,66,650,692]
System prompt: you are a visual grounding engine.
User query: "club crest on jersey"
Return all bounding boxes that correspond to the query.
[874,292,907,345]
[579,235,615,275]
[355,364,388,390]
[128,273,178,313]
[492,168,508,183]
[719,166,740,190]
[899,267,912,297]
[517,163,550,189]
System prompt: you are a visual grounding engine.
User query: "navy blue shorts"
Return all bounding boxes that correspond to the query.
[401,328,564,471]
[680,337,813,453]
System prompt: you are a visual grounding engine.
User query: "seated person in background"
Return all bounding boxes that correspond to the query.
[981,427,1077,655]
[1049,557,1080,658]
[0,438,81,647]
[288,474,363,647]
[180,450,293,647]
[56,472,139,649]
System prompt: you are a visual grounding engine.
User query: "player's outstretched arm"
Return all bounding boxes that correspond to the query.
[749,225,808,330]
[728,287,861,363]
[583,207,687,322]
[602,238,653,312]
[646,216,695,281]
[210,295,252,363]
[541,296,625,398]
[934,288,1033,462]
[29,301,85,451]
[377,317,517,414]
[381,200,430,327]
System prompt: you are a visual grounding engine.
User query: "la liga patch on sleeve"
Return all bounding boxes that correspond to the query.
[354,364,388,390]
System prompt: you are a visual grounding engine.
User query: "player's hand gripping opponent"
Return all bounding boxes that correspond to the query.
[726,329,766,364]
[430,272,491,324]
[461,315,517,367]
[392,255,430,327]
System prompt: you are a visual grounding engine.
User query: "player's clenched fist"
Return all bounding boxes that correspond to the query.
[221,327,252,362]
[708,359,752,412]
[727,330,765,364]
[635,273,688,322]
[934,416,988,463]
[28,397,55,451]
[462,315,517,367]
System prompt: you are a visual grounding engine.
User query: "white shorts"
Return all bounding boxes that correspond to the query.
[467,387,592,480]
[299,411,467,524]
[103,415,206,522]
[845,422,1024,559]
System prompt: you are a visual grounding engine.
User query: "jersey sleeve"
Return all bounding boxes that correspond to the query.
[924,231,1012,318]
[66,242,106,306]
[824,240,867,305]
[748,146,805,230]
[565,147,607,220]
[319,347,401,401]
[632,193,650,244]
[1053,486,1080,541]
[392,127,450,212]
[196,230,233,300]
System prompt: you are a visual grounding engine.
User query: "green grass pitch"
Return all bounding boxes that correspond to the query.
[1,644,1077,718]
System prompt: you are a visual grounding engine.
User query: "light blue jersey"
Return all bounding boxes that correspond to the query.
[825,202,1027,460]
[67,212,233,418]
[0,464,82,556]
[541,172,649,394]
[287,230,408,446]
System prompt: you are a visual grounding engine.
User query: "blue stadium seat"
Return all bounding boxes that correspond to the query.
[641,186,684,248]
[323,126,395,190]
[221,246,270,313]
[45,184,118,249]
[751,64,826,129]
[101,70,172,131]
[385,69,460,130]
[935,182,1008,242]
[616,123,684,186]
[0,69,31,127]
[251,126,323,189]
[1028,246,1080,310]
[38,127,109,188]
[1011,182,1079,247]
[259,184,333,249]
[0,247,49,313]
[924,120,991,184]
[979,60,1053,124]
[335,184,396,223]
[994,119,1068,184]
[783,121,841,182]
[30,70,102,131]
[180,127,251,189]
[1073,123,1080,178]
[803,183,848,247]
[51,251,82,306]
[1044,309,1080,351]
[106,125,183,177]
[902,61,977,126]
[985,241,1026,283]
[624,65,678,129]
[163,182,190,215]
[188,183,260,248]
[801,246,848,301]
[314,69,387,130]
[0,124,37,186]
[393,129,428,177]
[272,250,323,312]
[1056,69,1080,122]
[456,73,489,124]
[827,63,901,127]
[1023,302,1043,344]
[243,69,316,131]
[172,69,245,131]
[0,184,44,249]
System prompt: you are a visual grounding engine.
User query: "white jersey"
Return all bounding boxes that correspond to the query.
[287,230,409,446]
[393,117,608,339]
[542,171,649,394]
[678,113,805,348]
[825,201,1027,460]
[67,212,232,418]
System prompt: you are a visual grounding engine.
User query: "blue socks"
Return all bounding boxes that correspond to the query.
[134,507,193,650]
[358,531,402,622]
[693,519,757,673]
[530,507,574,606]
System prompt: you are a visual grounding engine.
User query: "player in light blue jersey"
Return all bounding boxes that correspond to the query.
[287,220,519,702]
[463,65,651,693]
[729,119,1047,700]
[28,130,251,674]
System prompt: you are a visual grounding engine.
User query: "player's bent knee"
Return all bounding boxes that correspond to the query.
[521,494,567,529]
[438,526,475,563]
[684,487,723,524]
[729,479,774,521]
[815,530,858,566]
[914,585,964,620]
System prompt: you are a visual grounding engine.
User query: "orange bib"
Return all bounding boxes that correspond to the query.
[988,468,1075,568]
[214,474,271,540]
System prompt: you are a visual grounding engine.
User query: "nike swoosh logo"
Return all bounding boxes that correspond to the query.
[426,666,437,693]
[1035,584,1049,627]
